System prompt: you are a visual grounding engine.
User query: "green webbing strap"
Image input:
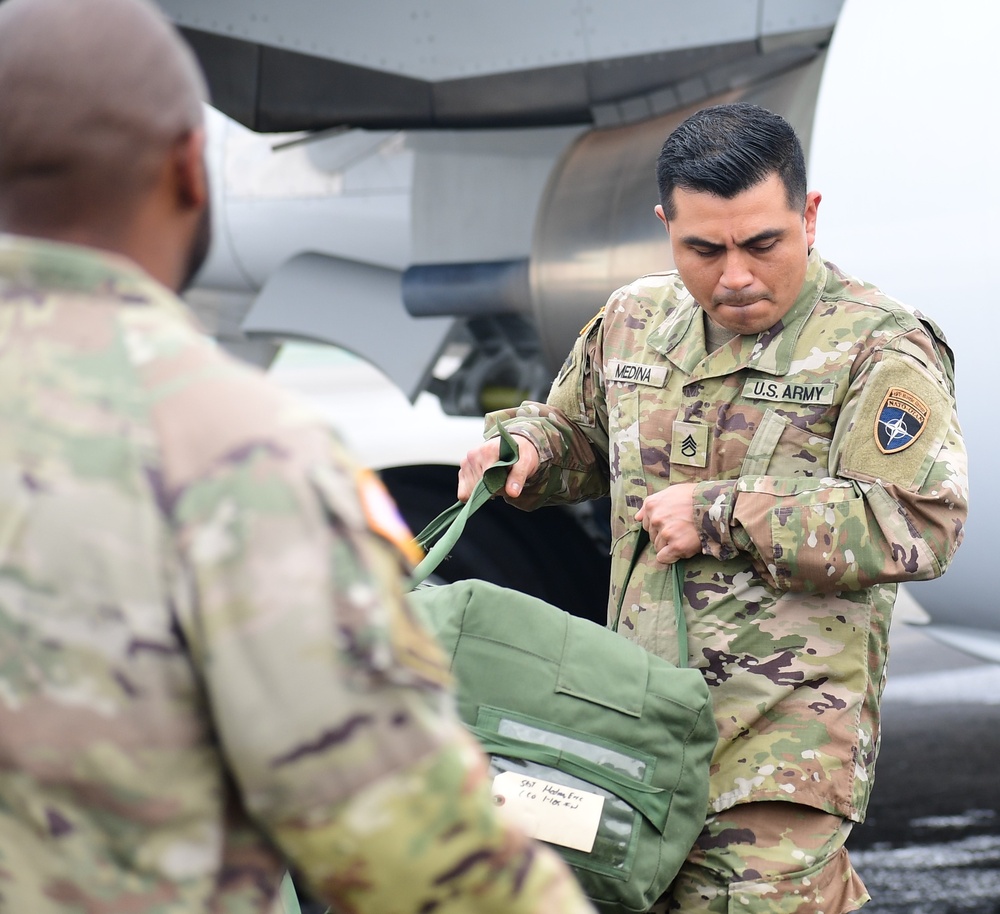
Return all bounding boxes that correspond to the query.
[408,424,521,588]
[279,873,302,914]
[673,559,688,667]
[612,528,689,668]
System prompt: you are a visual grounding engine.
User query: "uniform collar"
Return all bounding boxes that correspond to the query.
[646,248,828,379]
[0,233,195,325]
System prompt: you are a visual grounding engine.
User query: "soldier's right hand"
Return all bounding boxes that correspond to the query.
[458,435,539,503]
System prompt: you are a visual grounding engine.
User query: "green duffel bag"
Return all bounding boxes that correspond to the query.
[407,426,717,914]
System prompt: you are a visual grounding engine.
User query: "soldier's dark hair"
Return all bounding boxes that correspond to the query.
[655,103,807,219]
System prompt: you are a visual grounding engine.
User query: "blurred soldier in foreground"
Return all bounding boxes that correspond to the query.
[459,103,968,912]
[0,1,596,912]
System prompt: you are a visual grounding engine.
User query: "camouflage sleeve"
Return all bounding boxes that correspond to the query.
[174,427,594,913]
[276,728,594,913]
[691,327,968,592]
[483,308,611,510]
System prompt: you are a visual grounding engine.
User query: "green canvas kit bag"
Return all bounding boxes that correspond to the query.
[407,426,717,913]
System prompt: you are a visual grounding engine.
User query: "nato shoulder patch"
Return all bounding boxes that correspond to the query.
[839,351,951,489]
[874,387,929,454]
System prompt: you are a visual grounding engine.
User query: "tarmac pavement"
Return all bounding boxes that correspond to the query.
[847,622,1000,913]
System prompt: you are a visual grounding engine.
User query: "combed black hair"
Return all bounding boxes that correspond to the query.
[655,103,807,219]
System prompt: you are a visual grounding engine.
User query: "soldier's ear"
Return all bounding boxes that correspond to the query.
[803,191,821,246]
[654,204,669,232]
[173,127,207,212]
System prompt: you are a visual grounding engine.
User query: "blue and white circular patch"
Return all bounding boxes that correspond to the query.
[875,386,930,454]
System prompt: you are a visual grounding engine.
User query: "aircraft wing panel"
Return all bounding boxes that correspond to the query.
[917,627,1000,666]
[155,1,844,132]
[240,253,453,402]
[157,1,812,80]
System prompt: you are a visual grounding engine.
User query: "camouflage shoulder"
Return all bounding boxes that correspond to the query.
[629,269,685,296]
[309,451,452,690]
[576,305,606,339]
[550,304,606,388]
[609,270,688,315]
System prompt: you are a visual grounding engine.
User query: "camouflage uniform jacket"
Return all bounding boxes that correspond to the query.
[0,235,595,914]
[488,248,968,823]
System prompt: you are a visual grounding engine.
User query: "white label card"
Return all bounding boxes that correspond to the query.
[491,771,605,853]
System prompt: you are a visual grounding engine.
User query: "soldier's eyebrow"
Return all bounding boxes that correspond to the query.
[680,228,786,250]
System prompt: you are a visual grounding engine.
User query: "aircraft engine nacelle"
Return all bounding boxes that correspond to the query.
[408,54,829,413]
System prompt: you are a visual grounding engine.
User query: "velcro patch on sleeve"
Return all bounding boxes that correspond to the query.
[840,352,952,488]
[356,467,424,566]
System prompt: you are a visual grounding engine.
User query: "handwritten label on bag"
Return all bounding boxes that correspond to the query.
[492,771,605,852]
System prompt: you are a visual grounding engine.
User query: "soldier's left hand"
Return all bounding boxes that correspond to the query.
[635,484,700,564]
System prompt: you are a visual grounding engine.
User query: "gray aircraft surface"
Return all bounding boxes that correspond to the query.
[153,0,995,665]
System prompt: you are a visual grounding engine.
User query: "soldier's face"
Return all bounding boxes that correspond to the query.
[656,173,821,335]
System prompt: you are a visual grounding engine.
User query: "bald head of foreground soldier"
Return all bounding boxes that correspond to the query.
[0,0,210,291]
[0,1,597,912]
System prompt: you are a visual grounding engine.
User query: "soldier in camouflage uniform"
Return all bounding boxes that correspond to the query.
[0,1,598,912]
[459,103,968,912]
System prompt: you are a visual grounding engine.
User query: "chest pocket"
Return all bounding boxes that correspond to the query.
[607,378,715,538]
[740,408,831,479]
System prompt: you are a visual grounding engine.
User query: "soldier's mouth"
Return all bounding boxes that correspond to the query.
[714,295,770,309]
[713,295,771,310]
